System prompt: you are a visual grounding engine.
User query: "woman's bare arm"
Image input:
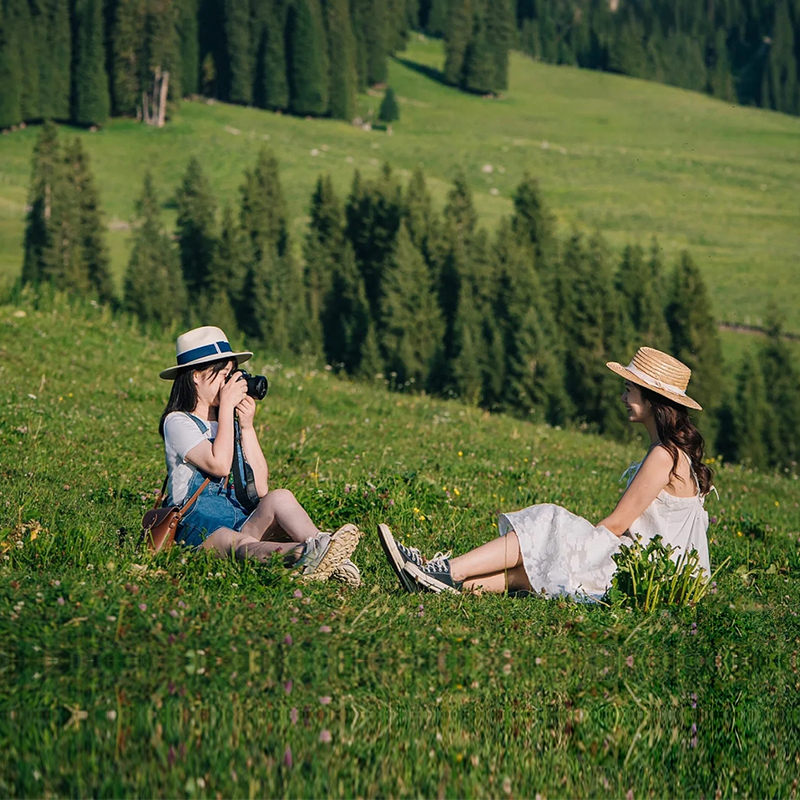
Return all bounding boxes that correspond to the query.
[598,446,672,536]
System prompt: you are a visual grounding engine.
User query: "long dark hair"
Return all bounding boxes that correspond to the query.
[641,387,713,496]
[158,357,235,438]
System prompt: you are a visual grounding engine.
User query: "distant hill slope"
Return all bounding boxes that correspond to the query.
[0,37,798,331]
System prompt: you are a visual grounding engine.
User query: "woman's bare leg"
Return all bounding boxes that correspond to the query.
[449,531,524,583]
[239,489,319,543]
[203,526,303,565]
[462,563,531,594]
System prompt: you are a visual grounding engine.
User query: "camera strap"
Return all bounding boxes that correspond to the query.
[231,416,260,513]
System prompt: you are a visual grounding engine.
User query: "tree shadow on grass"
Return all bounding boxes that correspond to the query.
[393,57,448,88]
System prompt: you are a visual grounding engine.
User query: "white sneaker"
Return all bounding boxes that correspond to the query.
[331,559,361,588]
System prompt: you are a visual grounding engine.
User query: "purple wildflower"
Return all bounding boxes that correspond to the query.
[319,729,332,743]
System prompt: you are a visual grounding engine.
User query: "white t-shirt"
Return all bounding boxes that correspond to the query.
[163,412,219,504]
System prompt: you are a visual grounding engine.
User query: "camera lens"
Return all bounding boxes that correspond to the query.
[236,370,268,400]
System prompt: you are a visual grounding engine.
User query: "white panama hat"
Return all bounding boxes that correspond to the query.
[159,326,253,380]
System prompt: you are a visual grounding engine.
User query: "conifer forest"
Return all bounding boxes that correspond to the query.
[1,0,799,131]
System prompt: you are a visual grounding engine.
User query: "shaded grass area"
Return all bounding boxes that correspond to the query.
[1,295,800,796]
[0,37,799,331]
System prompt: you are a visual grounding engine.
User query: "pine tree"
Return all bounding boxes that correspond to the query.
[378,87,400,123]
[357,318,384,380]
[461,12,496,94]
[0,3,23,129]
[325,0,358,120]
[178,0,200,95]
[380,223,444,388]
[175,156,217,294]
[74,0,111,127]
[287,0,329,116]
[665,251,724,425]
[708,28,734,101]
[65,137,114,302]
[239,147,289,264]
[615,243,670,350]
[7,0,39,122]
[731,355,770,469]
[363,0,388,85]
[112,0,146,116]
[22,123,62,286]
[124,173,187,326]
[444,0,472,85]
[451,288,484,406]
[225,0,253,104]
[763,0,798,114]
[403,167,433,254]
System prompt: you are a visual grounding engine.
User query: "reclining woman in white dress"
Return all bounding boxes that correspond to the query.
[378,347,713,600]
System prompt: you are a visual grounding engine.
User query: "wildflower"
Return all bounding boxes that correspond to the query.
[57,597,65,606]
[626,655,634,668]
[290,708,298,724]
[690,622,697,636]
[458,451,463,457]
[319,625,332,633]
[293,589,303,599]
[284,635,293,646]
[319,729,332,743]
[169,609,178,618]
[284,681,292,695]
[138,603,147,612]
[284,746,293,769]
[319,696,331,705]
[454,488,461,497]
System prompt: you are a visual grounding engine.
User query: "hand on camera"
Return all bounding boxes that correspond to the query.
[236,395,257,429]
[219,369,248,410]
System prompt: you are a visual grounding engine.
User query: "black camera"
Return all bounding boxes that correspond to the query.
[236,369,268,400]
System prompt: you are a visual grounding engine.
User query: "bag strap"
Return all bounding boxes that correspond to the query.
[152,475,169,510]
[177,476,211,519]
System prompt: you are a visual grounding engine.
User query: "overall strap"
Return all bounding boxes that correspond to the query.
[681,450,701,498]
[185,412,209,435]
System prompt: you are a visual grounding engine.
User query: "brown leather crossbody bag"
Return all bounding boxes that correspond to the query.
[139,476,210,553]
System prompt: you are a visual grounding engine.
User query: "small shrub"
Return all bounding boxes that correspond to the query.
[604,534,729,611]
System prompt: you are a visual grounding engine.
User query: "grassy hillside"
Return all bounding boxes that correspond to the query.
[0,37,799,333]
[2,293,799,796]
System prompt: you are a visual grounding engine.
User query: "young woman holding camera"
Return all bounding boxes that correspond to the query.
[158,326,361,584]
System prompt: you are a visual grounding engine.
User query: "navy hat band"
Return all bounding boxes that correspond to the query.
[176,340,233,366]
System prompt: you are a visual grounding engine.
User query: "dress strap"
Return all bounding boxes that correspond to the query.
[680,450,701,498]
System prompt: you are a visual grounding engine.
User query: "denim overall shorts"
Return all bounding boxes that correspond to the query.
[173,415,252,549]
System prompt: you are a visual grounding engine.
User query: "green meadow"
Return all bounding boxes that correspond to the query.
[1,36,799,333]
[2,292,799,796]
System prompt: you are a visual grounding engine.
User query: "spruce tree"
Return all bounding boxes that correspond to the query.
[460,13,495,94]
[451,288,485,406]
[665,251,724,424]
[0,3,22,129]
[708,28,734,101]
[305,174,344,334]
[493,219,568,423]
[8,0,39,122]
[484,0,513,92]
[325,0,358,120]
[239,147,289,264]
[357,319,384,380]
[225,0,253,104]
[74,0,111,127]
[124,173,187,327]
[287,0,329,116]
[211,204,248,319]
[257,0,289,110]
[380,223,444,388]
[38,0,72,120]
[65,137,114,302]
[178,0,200,96]
[615,243,670,350]
[322,240,370,372]
[731,355,770,469]
[363,0,388,85]
[510,173,557,294]
[175,156,217,294]
[444,0,472,85]
[403,167,433,255]
[760,315,800,468]
[22,123,62,286]
[344,165,403,320]
[763,0,798,114]
[378,87,400,123]
[111,0,146,116]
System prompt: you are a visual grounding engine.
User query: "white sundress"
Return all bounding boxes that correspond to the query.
[498,452,712,602]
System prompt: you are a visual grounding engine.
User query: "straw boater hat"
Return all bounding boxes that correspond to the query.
[606,347,702,411]
[159,326,252,380]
